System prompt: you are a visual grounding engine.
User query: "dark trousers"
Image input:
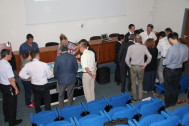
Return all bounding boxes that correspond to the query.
[58,84,75,110]
[0,84,17,126]
[163,67,182,106]
[143,70,156,92]
[21,80,32,106]
[120,64,131,92]
[115,63,121,84]
[32,84,51,113]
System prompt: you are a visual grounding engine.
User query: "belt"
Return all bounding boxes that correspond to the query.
[165,67,182,71]
[131,65,142,67]
[161,57,166,58]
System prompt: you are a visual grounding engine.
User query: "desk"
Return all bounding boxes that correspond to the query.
[14,37,117,75]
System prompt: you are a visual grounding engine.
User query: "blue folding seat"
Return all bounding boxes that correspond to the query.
[47,118,75,126]
[104,92,132,108]
[82,98,108,114]
[59,104,84,121]
[30,110,59,126]
[181,112,189,126]
[74,111,109,126]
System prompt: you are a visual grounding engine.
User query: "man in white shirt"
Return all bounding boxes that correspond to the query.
[0,49,22,126]
[79,39,96,103]
[140,24,157,44]
[19,50,53,113]
[157,31,171,83]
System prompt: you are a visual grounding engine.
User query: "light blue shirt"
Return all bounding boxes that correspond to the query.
[163,42,189,69]
[0,59,15,85]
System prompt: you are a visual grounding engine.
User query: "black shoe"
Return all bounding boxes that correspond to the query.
[14,119,22,125]
[171,103,176,106]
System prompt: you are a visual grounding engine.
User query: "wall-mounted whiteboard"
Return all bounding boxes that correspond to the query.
[24,0,126,24]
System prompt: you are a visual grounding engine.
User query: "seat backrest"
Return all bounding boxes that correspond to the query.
[181,112,189,126]
[179,76,189,93]
[150,116,179,126]
[109,33,119,38]
[139,114,165,126]
[47,120,75,126]
[90,36,102,41]
[31,111,58,125]
[108,93,131,107]
[140,101,163,119]
[45,42,59,47]
[85,99,108,114]
[173,106,189,120]
[60,105,84,121]
[134,101,152,111]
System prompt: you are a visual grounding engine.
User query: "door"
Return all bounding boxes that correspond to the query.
[184,11,189,47]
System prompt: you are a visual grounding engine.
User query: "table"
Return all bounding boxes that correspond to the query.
[14,37,117,75]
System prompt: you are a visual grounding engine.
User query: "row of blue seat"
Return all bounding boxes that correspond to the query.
[30,92,189,126]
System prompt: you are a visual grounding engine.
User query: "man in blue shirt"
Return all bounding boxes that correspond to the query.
[54,45,78,109]
[163,32,188,108]
[19,34,39,60]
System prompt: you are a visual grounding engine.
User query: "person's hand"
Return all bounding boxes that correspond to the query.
[92,74,96,79]
[28,77,32,81]
[15,89,20,95]
[141,65,146,70]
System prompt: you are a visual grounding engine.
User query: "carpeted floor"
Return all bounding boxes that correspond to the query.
[0,62,188,126]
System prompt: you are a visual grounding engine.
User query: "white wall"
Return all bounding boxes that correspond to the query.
[1,0,188,51]
[153,0,189,36]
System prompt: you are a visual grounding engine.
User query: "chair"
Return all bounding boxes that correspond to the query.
[105,104,137,120]
[155,75,189,95]
[59,104,84,121]
[30,110,59,126]
[181,112,189,126]
[172,106,189,124]
[74,111,109,126]
[104,92,132,108]
[109,33,119,38]
[82,98,108,114]
[47,118,75,126]
[45,42,59,47]
[90,36,102,41]
[150,116,179,126]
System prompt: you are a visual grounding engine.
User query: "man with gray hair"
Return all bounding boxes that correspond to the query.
[126,35,152,101]
[118,34,135,92]
[54,45,78,109]
[78,39,96,103]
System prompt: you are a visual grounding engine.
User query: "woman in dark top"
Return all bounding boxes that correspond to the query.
[143,38,158,93]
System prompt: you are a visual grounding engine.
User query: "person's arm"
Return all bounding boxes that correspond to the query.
[143,47,152,69]
[73,57,78,73]
[118,45,123,63]
[85,67,96,79]
[163,48,172,66]
[19,65,30,80]
[36,43,40,53]
[125,46,131,67]
[53,58,58,78]
[45,64,53,79]
[8,78,19,95]
[19,46,23,60]
[153,32,157,41]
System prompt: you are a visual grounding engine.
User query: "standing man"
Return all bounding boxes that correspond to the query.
[79,39,96,103]
[118,34,135,92]
[157,31,171,84]
[19,34,39,60]
[19,50,53,113]
[114,34,124,86]
[0,49,22,126]
[124,24,135,43]
[140,24,157,44]
[163,32,188,108]
[54,45,78,110]
[126,36,152,101]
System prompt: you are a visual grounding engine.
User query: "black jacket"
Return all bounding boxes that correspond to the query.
[145,47,158,72]
[114,41,122,64]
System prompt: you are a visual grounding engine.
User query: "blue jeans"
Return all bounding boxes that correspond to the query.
[21,80,32,106]
[143,71,156,92]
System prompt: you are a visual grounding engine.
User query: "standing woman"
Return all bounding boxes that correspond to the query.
[20,50,35,108]
[143,38,158,93]
[57,33,78,56]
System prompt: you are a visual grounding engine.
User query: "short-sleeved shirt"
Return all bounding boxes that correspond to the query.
[57,42,77,55]
[140,31,157,44]
[81,49,95,72]
[19,42,39,56]
[0,59,15,85]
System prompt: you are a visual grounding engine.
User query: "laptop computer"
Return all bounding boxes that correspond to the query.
[101,34,112,41]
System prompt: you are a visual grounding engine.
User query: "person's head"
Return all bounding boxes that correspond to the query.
[26,34,34,44]
[30,50,40,60]
[147,24,154,33]
[168,32,179,45]
[134,35,142,43]
[145,38,155,49]
[118,34,125,42]
[165,28,172,36]
[78,39,88,53]
[23,50,32,60]
[60,33,68,45]
[158,31,166,39]
[0,49,12,61]
[128,34,135,41]
[59,45,68,54]
[128,24,135,33]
